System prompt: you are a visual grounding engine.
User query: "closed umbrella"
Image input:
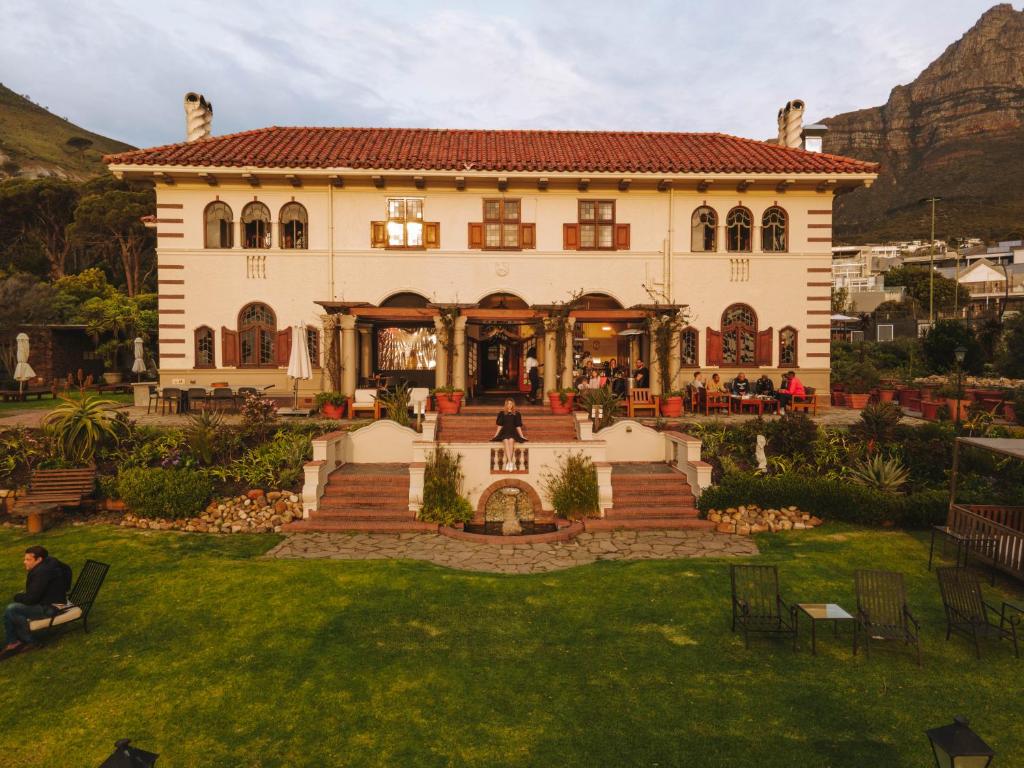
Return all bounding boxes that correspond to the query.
[285,323,312,413]
[131,337,146,381]
[13,332,36,396]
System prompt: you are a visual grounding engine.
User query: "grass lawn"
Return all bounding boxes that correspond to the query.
[0,524,1021,768]
[0,392,133,417]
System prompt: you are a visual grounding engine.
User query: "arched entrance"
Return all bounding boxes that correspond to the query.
[474,292,534,397]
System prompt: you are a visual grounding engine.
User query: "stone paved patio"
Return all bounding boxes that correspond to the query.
[264,530,759,573]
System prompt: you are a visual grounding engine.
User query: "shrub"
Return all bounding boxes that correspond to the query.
[314,391,346,409]
[852,401,903,450]
[212,430,312,490]
[183,410,225,466]
[240,393,277,440]
[116,467,213,519]
[835,360,881,394]
[765,412,818,462]
[922,320,984,374]
[578,387,622,431]
[541,452,599,520]
[377,384,412,427]
[420,444,473,525]
[42,394,121,463]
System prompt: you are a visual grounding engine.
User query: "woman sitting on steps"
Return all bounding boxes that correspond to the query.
[491,398,528,471]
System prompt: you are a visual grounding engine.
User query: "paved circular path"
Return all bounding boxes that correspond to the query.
[264,530,759,574]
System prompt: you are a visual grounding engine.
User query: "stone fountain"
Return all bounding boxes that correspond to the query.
[499,487,523,536]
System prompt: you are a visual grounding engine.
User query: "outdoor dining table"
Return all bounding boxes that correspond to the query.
[730,395,779,416]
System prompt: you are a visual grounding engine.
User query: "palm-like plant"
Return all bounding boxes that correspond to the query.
[853,401,903,453]
[848,453,910,493]
[377,384,412,427]
[42,394,121,464]
[578,387,622,431]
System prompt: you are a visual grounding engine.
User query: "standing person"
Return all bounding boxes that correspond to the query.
[491,398,527,471]
[776,371,805,413]
[2,546,71,659]
[525,347,540,404]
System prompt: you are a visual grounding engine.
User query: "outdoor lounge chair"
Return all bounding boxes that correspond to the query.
[28,559,109,637]
[730,564,797,649]
[936,567,1020,659]
[853,569,921,665]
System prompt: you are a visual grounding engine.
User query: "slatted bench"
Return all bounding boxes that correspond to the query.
[0,387,56,402]
[17,468,98,530]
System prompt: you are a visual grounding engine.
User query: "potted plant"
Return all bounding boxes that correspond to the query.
[433,385,464,414]
[840,361,880,409]
[876,379,898,403]
[548,387,576,415]
[831,383,846,407]
[315,391,347,419]
[937,382,968,421]
[1006,388,1024,425]
[660,389,685,417]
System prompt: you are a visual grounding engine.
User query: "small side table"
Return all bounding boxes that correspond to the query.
[797,603,854,656]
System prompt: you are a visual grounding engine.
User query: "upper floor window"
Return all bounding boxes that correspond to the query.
[280,202,308,249]
[241,202,271,249]
[691,206,717,252]
[204,201,233,249]
[762,206,788,252]
[238,302,276,367]
[726,206,752,252]
[578,200,615,250]
[483,199,520,249]
[387,197,423,248]
[194,326,214,368]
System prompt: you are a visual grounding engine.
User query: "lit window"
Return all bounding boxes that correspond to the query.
[483,199,520,249]
[387,198,423,248]
[579,200,615,250]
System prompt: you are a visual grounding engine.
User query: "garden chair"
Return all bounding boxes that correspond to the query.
[730,565,797,649]
[237,386,258,399]
[210,387,237,411]
[145,385,159,414]
[936,567,1020,659]
[627,388,658,418]
[853,569,921,665]
[349,388,380,419]
[790,387,818,416]
[28,559,110,637]
[159,387,182,415]
[705,391,729,416]
[187,387,209,412]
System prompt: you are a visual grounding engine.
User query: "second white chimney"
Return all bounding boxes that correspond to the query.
[184,92,213,142]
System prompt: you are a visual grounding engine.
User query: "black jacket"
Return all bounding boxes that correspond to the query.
[14,557,68,607]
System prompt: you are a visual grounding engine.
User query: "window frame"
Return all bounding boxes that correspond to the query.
[690,206,718,253]
[385,197,425,250]
[279,202,308,250]
[237,302,277,368]
[577,200,616,251]
[761,205,788,253]
[203,201,234,249]
[680,326,700,367]
[482,198,522,250]
[241,201,272,250]
[306,326,321,368]
[194,325,215,369]
[720,303,758,367]
[725,206,753,253]
[778,325,798,368]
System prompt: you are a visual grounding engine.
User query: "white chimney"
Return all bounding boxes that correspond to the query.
[184,92,213,142]
[801,124,828,153]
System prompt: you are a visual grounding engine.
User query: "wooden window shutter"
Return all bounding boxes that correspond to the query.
[424,222,440,248]
[370,221,387,248]
[756,327,774,366]
[221,327,239,367]
[563,223,579,250]
[614,223,630,250]
[275,327,293,367]
[468,222,484,249]
[706,328,723,366]
[520,223,536,249]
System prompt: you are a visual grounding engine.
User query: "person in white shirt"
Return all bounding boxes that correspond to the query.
[525,348,540,403]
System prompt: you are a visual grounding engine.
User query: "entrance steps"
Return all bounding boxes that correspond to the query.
[284,464,434,533]
[590,463,713,532]
[437,414,577,443]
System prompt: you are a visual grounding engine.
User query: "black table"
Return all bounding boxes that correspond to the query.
[796,603,855,656]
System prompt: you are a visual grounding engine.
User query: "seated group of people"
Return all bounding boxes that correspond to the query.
[690,370,806,413]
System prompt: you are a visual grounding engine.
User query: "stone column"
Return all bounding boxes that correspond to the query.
[542,320,557,395]
[452,315,468,391]
[358,328,371,382]
[340,314,357,397]
[668,326,682,393]
[647,323,661,397]
[433,316,448,389]
[561,317,576,390]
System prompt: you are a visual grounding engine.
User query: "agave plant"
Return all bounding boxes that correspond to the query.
[848,453,910,493]
[377,383,412,427]
[183,410,225,466]
[578,387,622,431]
[42,394,121,464]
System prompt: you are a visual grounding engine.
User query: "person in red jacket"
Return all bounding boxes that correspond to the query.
[776,371,805,413]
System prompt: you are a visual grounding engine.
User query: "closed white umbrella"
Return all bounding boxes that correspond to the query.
[13,332,35,395]
[131,337,146,381]
[286,323,312,411]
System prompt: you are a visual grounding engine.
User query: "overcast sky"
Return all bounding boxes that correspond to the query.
[0,0,1007,148]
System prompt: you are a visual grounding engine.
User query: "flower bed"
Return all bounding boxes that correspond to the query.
[705,504,822,535]
[120,489,301,533]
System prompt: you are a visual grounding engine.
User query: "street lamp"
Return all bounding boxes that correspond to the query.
[925,716,995,767]
[921,196,942,325]
[953,345,967,433]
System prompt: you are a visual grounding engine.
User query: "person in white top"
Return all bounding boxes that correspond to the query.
[525,348,540,403]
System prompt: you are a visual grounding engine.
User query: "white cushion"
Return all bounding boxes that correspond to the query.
[410,388,429,414]
[353,389,377,405]
[28,605,82,631]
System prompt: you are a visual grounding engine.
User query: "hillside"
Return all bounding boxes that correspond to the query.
[0,82,133,180]
[822,3,1024,244]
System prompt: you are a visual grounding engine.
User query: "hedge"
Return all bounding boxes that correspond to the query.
[116,467,214,520]
[697,472,948,529]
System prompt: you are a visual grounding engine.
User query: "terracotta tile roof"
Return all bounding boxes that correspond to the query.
[104,126,878,175]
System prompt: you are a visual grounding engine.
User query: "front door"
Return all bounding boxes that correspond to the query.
[480,338,521,392]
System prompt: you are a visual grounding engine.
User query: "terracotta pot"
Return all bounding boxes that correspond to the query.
[846,393,870,409]
[831,391,846,407]
[321,403,345,419]
[660,396,683,417]
[1004,403,1018,424]
[548,392,575,415]
[877,389,897,403]
[920,400,943,421]
[896,388,920,406]
[26,511,45,534]
[104,499,127,512]
[946,398,969,421]
[435,392,463,414]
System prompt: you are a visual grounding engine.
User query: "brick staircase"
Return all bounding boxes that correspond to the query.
[437,414,577,443]
[588,462,713,531]
[284,463,434,533]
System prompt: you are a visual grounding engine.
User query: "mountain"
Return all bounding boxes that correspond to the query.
[0,82,133,181]
[822,3,1024,244]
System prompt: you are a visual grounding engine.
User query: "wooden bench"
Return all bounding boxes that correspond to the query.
[627,388,659,418]
[0,386,57,402]
[17,468,98,530]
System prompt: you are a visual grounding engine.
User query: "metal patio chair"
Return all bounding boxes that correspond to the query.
[936,567,1019,659]
[853,569,921,665]
[28,559,110,637]
[730,564,797,650]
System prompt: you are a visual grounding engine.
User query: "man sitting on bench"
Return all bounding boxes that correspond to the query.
[2,546,71,658]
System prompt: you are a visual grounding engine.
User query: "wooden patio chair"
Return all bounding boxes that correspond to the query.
[627,388,658,418]
[730,564,797,649]
[348,388,381,420]
[145,384,159,414]
[936,567,1020,659]
[790,387,818,416]
[28,560,110,637]
[705,391,730,416]
[853,569,921,665]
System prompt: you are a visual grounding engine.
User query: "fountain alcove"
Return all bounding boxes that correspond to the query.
[440,480,583,544]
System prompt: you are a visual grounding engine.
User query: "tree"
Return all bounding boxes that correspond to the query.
[0,177,79,279]
[831,286,850,314]
[921,320,984,375]
[0,274,59,379]
[997,312,1024,378]
[52,267,116,322]
[78,291,157,372]
[885,266,968,317]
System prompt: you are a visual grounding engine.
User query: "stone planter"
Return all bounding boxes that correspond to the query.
[434,392,463,414]
[920,400,944,420]
[846,393,870,409]
[321,403,345,419]
[102,372,124,385]
[660,396,683,417]
[896,388,920,407]
[1005,402,1018,424]
[548,392,575,414]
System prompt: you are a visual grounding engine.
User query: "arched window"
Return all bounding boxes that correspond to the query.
[762,206,788,252]
[681,327,699,367]
[721,304,757,366]
[241,202,271,249]
[204,202,233,249]
[726,207,752,252]
[280,202,308,249]
[238,303,276,367]
[306,327,320,368]
[194,326,215,368]
[690,207,717,252]
[779,326,798,367]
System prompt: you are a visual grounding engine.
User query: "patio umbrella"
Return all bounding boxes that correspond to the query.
[830,313,860,322]
[131,337,146,382]
[286,323,312,410]
[13,332,35,395]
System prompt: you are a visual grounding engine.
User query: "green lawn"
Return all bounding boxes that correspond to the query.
[0,392,133,417]
[0,524,1021,768]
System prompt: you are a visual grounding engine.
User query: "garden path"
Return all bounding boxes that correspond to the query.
[265,529,758,573]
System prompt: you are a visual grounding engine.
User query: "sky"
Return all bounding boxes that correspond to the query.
[0,0,1009,149]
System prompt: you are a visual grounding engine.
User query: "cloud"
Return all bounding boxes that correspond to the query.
[0,0,1005,147]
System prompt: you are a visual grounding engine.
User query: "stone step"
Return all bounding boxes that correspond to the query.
[612,493,696,507]
[283,519,437,533]
[313,509,416,521]
[603,506,701,520]
[585,517,714,532]
[319,495,409,508]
